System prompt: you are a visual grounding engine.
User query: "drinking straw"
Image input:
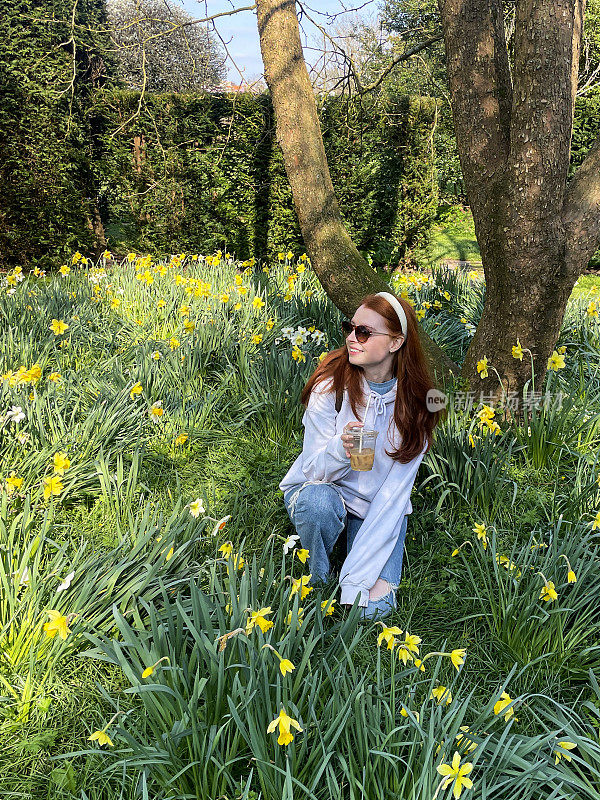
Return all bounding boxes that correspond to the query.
[359,394,372,453]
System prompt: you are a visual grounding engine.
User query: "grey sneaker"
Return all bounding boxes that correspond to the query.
[360,588,397,622]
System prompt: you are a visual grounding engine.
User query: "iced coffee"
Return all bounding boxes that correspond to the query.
[349,430,378,471]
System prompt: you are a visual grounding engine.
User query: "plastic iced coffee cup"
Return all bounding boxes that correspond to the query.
[349,430,378,471]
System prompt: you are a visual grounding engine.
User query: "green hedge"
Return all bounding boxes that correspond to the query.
[0,0,113,267]
[89,91,438,266]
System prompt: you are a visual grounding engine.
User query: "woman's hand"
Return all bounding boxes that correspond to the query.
[341,421,364,458]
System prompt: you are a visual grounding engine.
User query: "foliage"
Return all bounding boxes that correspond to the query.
[80,549,600,799]
[2,253,600,796]
[452,522,600,681]
[0,0,114,266]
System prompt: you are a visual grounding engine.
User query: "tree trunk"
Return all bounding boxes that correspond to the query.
[255,0,458,386]
[439,0,600,409]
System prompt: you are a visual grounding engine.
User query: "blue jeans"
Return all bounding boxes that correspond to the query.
[283,483,408,588]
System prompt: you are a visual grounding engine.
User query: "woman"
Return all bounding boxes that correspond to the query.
[279,291,442,620]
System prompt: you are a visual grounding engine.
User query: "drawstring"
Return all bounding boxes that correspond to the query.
[365,393,386,427]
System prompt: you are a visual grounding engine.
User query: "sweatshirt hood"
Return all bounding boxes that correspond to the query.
[361,374,397,402]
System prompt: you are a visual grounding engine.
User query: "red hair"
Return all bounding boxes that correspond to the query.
[300,293,443,463]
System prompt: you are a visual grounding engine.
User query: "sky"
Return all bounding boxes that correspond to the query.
[179,0,379,82]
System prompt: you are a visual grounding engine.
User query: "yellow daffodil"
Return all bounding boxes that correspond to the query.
[431,686,452,705]
[512,339,524,360]
[472,522,488,549]
[436,751,474,798]
[130,382,143,400]
[554,740,577,764]
[169,337,180,350]
[50,319,68,336]
[219,542,233,557]
[279,658,295,676]
[321,598,335,616]
[476,357,489,378]
[539,578,558,602]
[175,433,188,446]
[6,472,23,496]
[476,405,495,424]
[52,452,70,475]
[246,607,274,634]
[400,706,420,721]
[266,318,275,331]
[291,346,305,363]
[43,609,71,640]
[89,729,113,747]
[290,574,313,600]
[252,297,265,310]
[450,648,466,670]
[547,351,565,371]
[591,510,600,530]
[59,265,71,276]
[285,607,304,628]
[560,554,577,583]
[231,553,244,570]
[48,371,61,382]
[456,725,478,754]
[397,631,421,665]
[43,475,63,500]
[295,548,309,564]
[587,301,599,319]
[142,656,169,679]
[267,707,302,746]
[251,334,263,344]
[493,691,516,721]
[377,624,403,650]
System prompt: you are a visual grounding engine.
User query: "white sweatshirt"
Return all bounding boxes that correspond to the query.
[279,374,428,607]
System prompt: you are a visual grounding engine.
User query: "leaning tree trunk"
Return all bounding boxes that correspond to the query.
[439,0,600,410]
[255,0,458,386]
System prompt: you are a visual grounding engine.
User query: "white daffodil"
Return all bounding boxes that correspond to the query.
[6,406,26,424]
[57,571,75,592]
[283,534,300,554]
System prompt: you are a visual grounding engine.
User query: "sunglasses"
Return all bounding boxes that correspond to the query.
[341,320,391,343]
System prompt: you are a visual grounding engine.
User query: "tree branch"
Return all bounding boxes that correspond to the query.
[357,34,444,94]
[298,0,443,96]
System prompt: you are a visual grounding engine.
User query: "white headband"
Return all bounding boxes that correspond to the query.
[376,291,408,338]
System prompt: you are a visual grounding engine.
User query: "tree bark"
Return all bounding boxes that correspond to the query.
[255,0,459,386]
[438,0,598,409]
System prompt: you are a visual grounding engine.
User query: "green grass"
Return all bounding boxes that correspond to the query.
[416,204,481,267]
[415,205,600,303]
